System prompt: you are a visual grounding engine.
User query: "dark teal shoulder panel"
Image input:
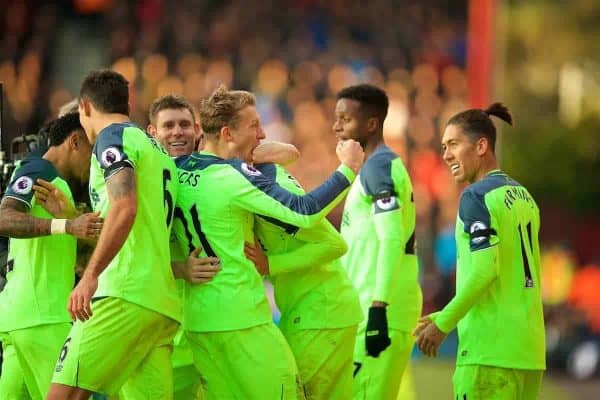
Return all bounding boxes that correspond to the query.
[3,158,59,206]
[359,145,396,197]
[93,123,136,178]
[468,171,520,198]
[176,152,229,172]
[459,171,519,251]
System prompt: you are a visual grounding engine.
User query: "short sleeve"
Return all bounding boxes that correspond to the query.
[3,159,58,208]
[360,153,401,214]
[93,124,137,179]
[459,189,498,251]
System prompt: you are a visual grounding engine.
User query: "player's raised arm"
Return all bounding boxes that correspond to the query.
[251,141,300,166]
[232,139,363,229]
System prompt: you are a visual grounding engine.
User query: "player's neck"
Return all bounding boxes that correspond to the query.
[364,136,384,160]
[472,157,499,183]
[203,140,229,159]
[93,114,130,139]
[43,146,73,183]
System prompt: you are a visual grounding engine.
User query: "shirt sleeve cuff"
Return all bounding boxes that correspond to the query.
[336,164,356,183]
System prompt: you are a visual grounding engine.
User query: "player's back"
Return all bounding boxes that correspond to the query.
[455,170,545,370]
[253,163,362,332]
[0,157,76,331]
[90,123,180,321]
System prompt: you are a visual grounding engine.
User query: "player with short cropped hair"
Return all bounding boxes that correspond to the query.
[415,103,546,399]
[173,84,364,399]
[147,93,210,400]
[334,84,422,400]
[244,163,363,399]
[0,112,102,400]
[47,70,181,400]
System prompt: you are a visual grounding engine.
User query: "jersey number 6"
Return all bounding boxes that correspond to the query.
[163,169,175,226]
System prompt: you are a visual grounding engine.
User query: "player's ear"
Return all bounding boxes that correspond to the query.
[68,131,79,149]
[476,137,488,155]
[79,99,91,117]
[221,126,234,143]
[366,116,378,134]
[196,132,205,151]
[147,124,157,137]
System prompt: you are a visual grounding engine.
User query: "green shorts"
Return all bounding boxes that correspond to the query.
[186,322,303,399]
[453,365,543,400]
[0,323,71,400]
[172,327,202,399]
[352,327,414,400]
[51,297,178,396]
[0,332,31,400]
[283,325,357,400]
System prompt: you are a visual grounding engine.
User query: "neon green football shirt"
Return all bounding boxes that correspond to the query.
[253,163,362,333]
[172,151,355,332]
[0,157,76,331]
[89,123,180,321]
[434,170,546,370]
[341,144,422,332]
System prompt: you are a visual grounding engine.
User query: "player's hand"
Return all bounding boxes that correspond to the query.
[185,246,221,284]
[365,306,392,357]
[66,212,104,240]
[68,274,98,321]
[413,314,434,337]
[415,316,447,357]
[244,238,269,276]
[34,178,79,218]
[336,139,364,174]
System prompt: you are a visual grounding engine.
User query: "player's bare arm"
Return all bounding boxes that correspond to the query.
[252,142,300,166]
[84,167,137,278]
[68,167,137,322]
[0,197,102,240]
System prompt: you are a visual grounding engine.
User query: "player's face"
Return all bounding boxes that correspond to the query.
[230,106,265,162]
[333,98,368,145]
[70,130,93,183]
[441,124,481,184]
[152,108,199,157]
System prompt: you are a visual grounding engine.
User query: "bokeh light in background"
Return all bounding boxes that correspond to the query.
[1,1,600,397]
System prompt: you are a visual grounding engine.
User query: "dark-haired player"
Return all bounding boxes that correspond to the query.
[415,103,545,399]
[48,70,180,400]
[334,84,422,399]
[0,113,102,400]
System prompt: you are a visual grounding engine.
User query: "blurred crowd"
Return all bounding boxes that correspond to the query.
[2,0,600,380]
[0,0,468,312]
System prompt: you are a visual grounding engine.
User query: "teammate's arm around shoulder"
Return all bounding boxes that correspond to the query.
[68,168,137,322]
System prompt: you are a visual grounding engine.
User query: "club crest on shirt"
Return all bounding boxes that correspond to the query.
[100,147,123,168]
[375,196,398,211]
[470,221,488,244]
[241,162,262,177]
[12,176,33,195]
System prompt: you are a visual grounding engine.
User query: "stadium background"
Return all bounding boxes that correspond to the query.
[0,0,599,398]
